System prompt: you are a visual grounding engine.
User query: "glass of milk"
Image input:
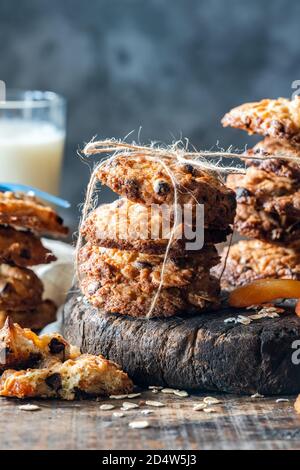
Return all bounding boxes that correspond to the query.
[0,90,66,195]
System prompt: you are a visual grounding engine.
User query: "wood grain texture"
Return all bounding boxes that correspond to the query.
[63,294,300,395]
[0,392,300,450]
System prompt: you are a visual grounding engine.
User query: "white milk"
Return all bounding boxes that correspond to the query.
[0,119,65,195]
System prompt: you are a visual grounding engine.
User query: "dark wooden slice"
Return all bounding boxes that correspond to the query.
[63,293,300,395]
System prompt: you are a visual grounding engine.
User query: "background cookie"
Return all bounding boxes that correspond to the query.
[0,192,68,237]
[218,239,300,289]
[222,97,300,144]
[0,265,43,311]
[0,226,56,267]
[245,138,300,180]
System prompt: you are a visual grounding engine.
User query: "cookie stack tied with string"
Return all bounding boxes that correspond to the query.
[0,191,68,329]
[220,97,300,289]
[79,142,237,318]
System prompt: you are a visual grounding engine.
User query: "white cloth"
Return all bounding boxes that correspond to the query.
[35,239,74,334]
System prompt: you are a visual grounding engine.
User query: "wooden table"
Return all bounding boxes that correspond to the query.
[0,391,299,450]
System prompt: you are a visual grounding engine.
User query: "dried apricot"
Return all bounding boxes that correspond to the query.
[229,279,300,308]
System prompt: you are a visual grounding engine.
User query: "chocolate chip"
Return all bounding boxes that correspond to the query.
[153,180,170,196]
[56,215,63,225]
[20,249,31,259]
[235,187,253,200]
[48,338,65,355]
[183,164,196,175]
[45,373,62,392]
[125,179,140,199]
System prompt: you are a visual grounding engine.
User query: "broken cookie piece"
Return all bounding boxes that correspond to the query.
[0,318,79,372]
[0,354,133,400]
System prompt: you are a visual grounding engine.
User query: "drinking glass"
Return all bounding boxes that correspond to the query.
[0,90,66,195]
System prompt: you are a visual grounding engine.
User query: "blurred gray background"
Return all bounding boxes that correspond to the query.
[1,0,300,233]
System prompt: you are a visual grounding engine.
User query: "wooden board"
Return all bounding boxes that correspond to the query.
[0,392,300,450]
[63,293,300,395]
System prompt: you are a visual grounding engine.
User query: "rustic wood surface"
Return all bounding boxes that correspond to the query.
[64,294,300,395]
[0,391,300,450]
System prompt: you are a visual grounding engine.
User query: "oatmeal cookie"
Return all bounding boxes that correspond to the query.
[0,318,79,372]
[219,240,300,290]
[0,299,57,331]
[0,265,44,311]
[0,192,68,236]
[227,168,300,244]
[79,244,220,286]
[97,156,236,228]
[222,97,300,144]
[81,199,231,256]
[0,226,56,267]
[245,138,300,180]
[0,354,133,400]
[79,257,220,317]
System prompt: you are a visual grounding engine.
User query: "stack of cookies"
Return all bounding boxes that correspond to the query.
[220,97,300,289]
[0,191,68,329]
[79,154,236,317]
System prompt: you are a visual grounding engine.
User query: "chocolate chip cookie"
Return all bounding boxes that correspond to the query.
[81,199,232,256]
[78,244,220,317]
[0,191,68,237]
[222,97,300,144]
[219,239,300,290]
[0,265,43,311]
[227,167,300,244]
[0,226,56,267]
[0,299,57,331]
[0,353,133,400]
[97,155,236,229]
[245,138,300,180]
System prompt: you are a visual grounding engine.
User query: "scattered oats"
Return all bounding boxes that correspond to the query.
[113,412,125,418]
[99,404,115,411]
[109,394,129,400]
[251,393,264,399]
[148,386,162,390]
[203,397,222,405]
[121,402,140,410]
[129,420,150,429]
[174,390,189,398]
[193,403,207,411]
[127,393,142,399]
[237,315,252,325]
[145,400,165,408]
[161,388,177,394]
[276,398,289,403]
[19,404,40,412]
[141,409,154,415]
[224,317,237,324]
[203,407,217,413]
